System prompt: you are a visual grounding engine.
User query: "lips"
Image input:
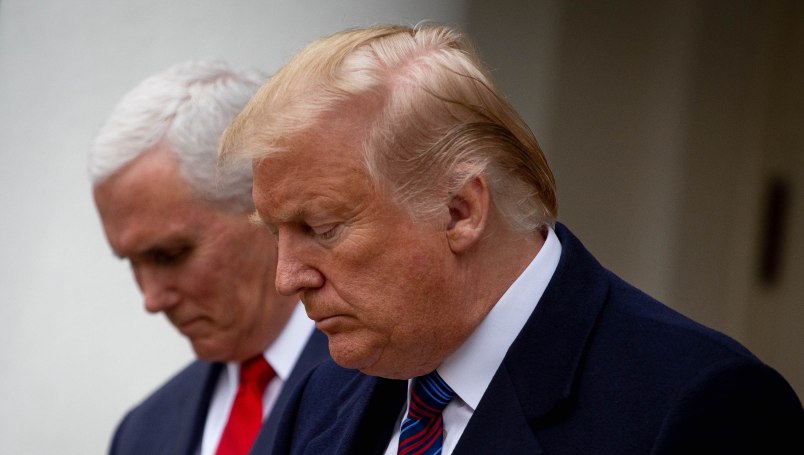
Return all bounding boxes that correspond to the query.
[306,307,347,333]
[302,295,347,332]
[307,309,337,325]
[301,296,330,321]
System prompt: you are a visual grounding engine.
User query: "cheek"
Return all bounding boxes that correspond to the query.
[362,252,447,324]
[324,219,448,314]
[397,243,447,288]
[174,253,238,309]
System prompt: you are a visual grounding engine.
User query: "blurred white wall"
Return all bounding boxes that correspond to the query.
[0,1,469,453]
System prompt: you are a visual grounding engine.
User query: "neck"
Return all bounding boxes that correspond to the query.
[458,221,545,329]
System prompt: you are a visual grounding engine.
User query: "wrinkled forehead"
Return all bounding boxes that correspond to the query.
[250,129,385,226]
[252,132,365,193]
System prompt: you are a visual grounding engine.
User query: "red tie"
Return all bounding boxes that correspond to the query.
[216,355,275,455]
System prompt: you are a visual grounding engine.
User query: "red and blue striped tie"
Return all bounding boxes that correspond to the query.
[398,371,455,455]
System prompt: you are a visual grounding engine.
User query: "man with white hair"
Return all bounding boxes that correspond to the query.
[90,61,328,455]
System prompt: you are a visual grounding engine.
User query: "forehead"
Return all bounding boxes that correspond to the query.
[251,111,378,221]
[93,147,220,252]
[94,146,190,213]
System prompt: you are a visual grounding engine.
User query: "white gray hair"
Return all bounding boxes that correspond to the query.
[89,60,266,213]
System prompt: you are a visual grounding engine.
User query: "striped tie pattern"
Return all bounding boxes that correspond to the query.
[398,371,455,455]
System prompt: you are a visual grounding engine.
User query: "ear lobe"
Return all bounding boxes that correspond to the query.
[446,174,489,254]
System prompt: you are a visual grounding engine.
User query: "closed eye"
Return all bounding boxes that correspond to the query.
[144,245,192,266]
[309,223,341,241]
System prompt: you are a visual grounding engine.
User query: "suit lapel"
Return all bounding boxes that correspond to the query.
[454,364,543,454]
[171,362,224,455]
[457,224,609,452]
[251,330,329,454]
[511,224,608,420]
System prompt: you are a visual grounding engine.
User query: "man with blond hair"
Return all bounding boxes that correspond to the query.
[221,25,802,454]
[91,60,328,455]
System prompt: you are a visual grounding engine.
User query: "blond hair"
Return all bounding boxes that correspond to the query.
[220,24,557,230]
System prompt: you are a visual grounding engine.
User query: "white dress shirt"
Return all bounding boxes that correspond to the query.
[199,303,315,455]
[384,227,561,455]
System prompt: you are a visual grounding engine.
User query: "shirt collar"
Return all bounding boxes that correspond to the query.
[438,226,561,410]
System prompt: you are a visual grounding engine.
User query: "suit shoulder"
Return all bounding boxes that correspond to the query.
[130,361,219,413]
[109,361,220,454]
[602,273,755,361]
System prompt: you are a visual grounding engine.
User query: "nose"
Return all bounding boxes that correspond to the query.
[133,264,180,313]
[275,232,325,296]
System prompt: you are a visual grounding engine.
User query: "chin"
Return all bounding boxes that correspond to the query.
[358,366,417,380]
[327,335,383,372]
[329,348,369,371]
[360,360,437,380]
[189,340,230,363]
[328,341,424,380]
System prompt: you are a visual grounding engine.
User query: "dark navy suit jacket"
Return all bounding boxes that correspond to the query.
[109,329,329,455]
[270,225,803,454]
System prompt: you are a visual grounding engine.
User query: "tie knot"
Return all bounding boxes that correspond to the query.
[239,355,274,388]
[409,371,455,418]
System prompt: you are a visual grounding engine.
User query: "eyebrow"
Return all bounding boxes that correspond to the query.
[248,211,266,226]
[250,205,315,226]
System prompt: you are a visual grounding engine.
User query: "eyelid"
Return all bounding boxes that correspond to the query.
[144,246,191,266]
[310,223,338,235]
[310,222,342,241]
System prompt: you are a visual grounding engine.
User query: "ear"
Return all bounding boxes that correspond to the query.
[446,174,490,254]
